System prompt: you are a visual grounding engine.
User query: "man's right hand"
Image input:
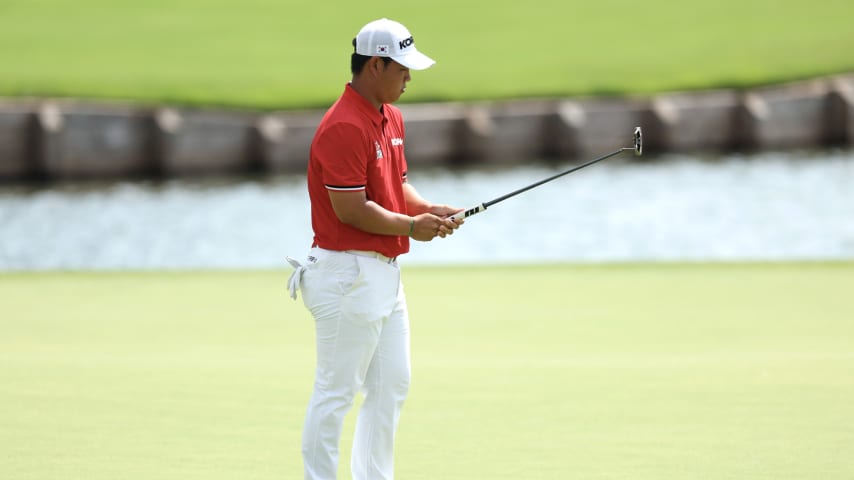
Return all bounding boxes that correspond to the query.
[410,213,461,241]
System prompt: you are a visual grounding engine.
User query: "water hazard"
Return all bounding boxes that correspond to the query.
[1,150,853,270]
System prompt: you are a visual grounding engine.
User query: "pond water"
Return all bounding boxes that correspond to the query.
[1,150,853,270]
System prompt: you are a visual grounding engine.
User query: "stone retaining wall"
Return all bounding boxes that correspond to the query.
[1,74,853,182]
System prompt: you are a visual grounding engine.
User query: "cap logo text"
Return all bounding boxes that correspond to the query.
[398,36,414,50]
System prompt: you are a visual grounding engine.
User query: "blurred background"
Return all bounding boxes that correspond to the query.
[1,0,853,269]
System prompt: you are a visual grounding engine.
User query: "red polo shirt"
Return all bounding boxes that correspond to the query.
[307,84,410,258]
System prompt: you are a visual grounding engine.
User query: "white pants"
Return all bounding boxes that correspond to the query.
[294,248,411,480]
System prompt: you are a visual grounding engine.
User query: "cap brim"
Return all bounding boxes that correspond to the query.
[392,49,435,70]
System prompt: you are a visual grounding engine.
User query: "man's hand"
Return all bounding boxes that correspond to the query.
[430,205,465,238]
[403,185,464,234]
[410,211,462,241]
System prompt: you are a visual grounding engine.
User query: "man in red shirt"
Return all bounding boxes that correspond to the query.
[288,18,462,480]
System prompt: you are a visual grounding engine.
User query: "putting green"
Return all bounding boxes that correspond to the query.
[1,263,852,478]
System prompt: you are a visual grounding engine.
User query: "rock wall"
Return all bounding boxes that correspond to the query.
[1,74,852,182]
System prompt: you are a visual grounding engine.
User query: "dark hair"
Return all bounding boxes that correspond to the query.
[351,38,392,74]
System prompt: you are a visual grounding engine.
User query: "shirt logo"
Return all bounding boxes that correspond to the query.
[374,141,383,159]
[391,137,403,146]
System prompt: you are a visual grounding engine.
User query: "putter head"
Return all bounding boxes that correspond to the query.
[634,126,643,156]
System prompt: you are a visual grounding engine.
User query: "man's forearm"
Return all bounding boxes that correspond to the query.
[403,182,433,215]
[335,198,412,236]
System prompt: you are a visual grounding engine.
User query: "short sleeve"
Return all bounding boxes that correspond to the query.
[313,122,369,191]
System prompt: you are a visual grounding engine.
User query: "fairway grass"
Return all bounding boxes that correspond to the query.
[2,1,854,108]
[2,263,853,479]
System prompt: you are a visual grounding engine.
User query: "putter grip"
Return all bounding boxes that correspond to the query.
[448,204,486,221]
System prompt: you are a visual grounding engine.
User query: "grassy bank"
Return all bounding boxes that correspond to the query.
[1,1,854,109]
[2,263,853,478]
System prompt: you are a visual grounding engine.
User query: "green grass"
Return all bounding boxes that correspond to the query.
[2,263,853,479]
[1,1,853,109]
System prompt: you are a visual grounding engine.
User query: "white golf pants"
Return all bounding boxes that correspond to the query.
[292,248,411,480]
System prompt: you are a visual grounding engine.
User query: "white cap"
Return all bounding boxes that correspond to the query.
[354,18,436,70]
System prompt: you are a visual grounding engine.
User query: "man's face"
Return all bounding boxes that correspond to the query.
[376,60,411,104]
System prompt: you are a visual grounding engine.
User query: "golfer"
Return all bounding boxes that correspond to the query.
[287,18,462,480]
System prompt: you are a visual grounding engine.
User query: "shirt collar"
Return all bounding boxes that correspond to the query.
[344,83,386,127]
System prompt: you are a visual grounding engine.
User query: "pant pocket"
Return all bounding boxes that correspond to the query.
[340,256,400,322]
[301,251,359,318]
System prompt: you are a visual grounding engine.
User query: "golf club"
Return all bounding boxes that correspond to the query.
[448,126,643,221]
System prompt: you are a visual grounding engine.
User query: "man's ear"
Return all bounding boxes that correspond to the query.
[368,57,382,76]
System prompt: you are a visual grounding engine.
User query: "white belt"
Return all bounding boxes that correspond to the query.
[345,250,398,264]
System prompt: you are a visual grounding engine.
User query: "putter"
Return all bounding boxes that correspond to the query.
[448,127,643,221]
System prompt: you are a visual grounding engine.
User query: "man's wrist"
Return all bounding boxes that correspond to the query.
[407,217,415,237]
